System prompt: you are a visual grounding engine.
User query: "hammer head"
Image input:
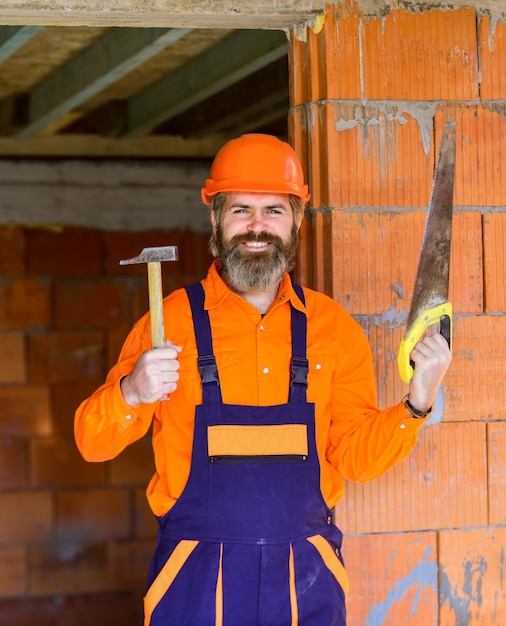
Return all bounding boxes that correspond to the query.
[119,246,179,265]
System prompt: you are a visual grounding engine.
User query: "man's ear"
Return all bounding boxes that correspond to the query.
[210,209,218,235]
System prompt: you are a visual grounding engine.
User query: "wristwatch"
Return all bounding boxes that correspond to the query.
[403,394,432,419]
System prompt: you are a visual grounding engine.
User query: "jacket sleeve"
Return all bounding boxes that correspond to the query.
[74,321,157,462]
[326,322,425,483]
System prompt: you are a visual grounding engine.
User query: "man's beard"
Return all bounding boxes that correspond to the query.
[210,225,299,292]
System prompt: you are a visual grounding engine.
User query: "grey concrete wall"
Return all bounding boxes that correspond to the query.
[0,158,213,233]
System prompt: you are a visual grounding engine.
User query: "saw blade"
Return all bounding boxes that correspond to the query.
[406,121,456,332]
[397,121,456,383]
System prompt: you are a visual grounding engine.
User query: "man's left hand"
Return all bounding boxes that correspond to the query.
[407,332,452,414]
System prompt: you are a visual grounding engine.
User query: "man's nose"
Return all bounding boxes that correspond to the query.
[247,210,267,232]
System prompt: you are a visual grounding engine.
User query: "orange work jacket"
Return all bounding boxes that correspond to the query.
[75,262,424,517]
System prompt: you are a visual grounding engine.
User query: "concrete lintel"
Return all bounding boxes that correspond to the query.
[0,1,327,28]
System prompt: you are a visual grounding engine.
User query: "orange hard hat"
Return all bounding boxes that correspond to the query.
[201,133,310,205]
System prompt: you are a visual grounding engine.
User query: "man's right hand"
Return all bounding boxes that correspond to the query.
[120,340,182,406]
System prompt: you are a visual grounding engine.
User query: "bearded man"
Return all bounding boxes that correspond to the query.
[75,134,451,626]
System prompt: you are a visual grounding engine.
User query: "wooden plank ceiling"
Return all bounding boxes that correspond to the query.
[0,25,291,158]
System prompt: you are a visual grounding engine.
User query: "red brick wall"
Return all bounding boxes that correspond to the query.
[0,225,212,625]
[290,4,506,624]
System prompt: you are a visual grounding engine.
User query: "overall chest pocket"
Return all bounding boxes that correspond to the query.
[206,424,311,542]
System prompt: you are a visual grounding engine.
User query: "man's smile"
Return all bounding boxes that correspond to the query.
[242,240,271,251]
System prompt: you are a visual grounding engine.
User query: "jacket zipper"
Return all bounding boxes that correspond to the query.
[209,454,307,464]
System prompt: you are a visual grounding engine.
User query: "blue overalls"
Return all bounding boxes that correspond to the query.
[144,282,348,626]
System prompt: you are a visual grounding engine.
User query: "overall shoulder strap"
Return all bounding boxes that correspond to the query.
[289,283,308,403]
[184,282,222,404]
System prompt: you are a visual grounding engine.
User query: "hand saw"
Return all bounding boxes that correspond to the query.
[397,121,456,383]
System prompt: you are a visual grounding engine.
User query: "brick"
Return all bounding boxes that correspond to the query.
[0,385,52,436]
[29,542,111,596]
[26,227,104,277]
[31,437,106,488]
[53,382,100,435]
[488,422,506,525]
[483,212,506,313]
[108,539,155,591]
[56,592,143,626]
[54,279,127,330]
[27,331,105,384]
[180,230,213,278]
[327,209,483,316]
[110,432,155,486]
[367,323,411,409]
[478,14,506,99]
[0,593,142,626]
[344,532,438,626]
[0,492,52,544]
[447,211,483,315]
[0,598,56,626]
[107,322,131,371]
[0,227,24,277]
[0,545,26,598]
[296,3,361,104]
[334,422,488,534]
[0,437,28,489]
[439,527,506,624]
[310,103,434,209]
[362,7,479,100]
[133,487,158,539]
[103,230,182,276]
[441,104,506,207]
[0,332,25,383]
[295,83,506,218]
[0,278,51,329]
[130,279,151,326]
[329,210,424,314]
[290,117,313,288]
[55,489,130,541]
[445,315,506,420]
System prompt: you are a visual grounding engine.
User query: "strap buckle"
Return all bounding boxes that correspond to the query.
[197,355,220,386]
[290,357,309,388]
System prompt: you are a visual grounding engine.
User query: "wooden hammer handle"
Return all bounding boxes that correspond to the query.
[147,262,165,349]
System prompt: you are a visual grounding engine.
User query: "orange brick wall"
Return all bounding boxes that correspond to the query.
[290,4,506,624]
[0,225,212,625]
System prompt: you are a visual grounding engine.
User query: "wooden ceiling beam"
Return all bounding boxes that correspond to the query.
[0,25,43,62]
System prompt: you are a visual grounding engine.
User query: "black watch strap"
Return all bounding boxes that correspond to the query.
[403,394,432,419]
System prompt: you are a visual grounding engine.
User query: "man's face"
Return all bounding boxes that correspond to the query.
[210,192,302,293]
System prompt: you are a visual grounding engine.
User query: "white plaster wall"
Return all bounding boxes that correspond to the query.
[0,158,213,233]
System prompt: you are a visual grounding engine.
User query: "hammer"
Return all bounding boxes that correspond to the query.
[120,246,178,349]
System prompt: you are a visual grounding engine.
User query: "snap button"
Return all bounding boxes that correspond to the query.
[125,414,132,420]
[400,423,406,429]
[263,367,269,374]
[316,363,322,370]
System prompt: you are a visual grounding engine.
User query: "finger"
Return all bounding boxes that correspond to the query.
[158,370,180,384]
[413,332,450,355]
[165,339,183,353]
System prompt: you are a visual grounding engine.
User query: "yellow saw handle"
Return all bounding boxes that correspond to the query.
[398,302,452,383]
